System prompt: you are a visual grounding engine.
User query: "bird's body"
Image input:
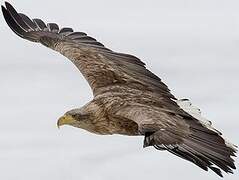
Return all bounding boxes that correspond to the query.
[2,2,237,177]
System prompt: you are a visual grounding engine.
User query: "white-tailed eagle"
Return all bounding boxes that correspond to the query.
[2,2,237,177]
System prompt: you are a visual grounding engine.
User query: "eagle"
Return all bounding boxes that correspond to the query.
[2,2,237,177]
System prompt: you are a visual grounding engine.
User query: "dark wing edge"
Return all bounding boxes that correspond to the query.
[1,1,146,63]
[1,1,175,100]
[1,1,148,79]
[1,2,111,50]
[144,115,237,177]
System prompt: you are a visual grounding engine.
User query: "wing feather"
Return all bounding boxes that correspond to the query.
[2,2,174,99]
[32,18,47,30]
[2,5,26,38]
[113,103,236,177]
[19,13,38,29]
[59,27,73,34]
[5,2,31,31]
[47,23,59,32]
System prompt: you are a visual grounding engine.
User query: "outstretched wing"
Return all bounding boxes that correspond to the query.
[113,103,237,177]
[1,2,174,100]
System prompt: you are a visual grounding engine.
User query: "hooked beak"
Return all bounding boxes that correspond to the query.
[57,114,75,129]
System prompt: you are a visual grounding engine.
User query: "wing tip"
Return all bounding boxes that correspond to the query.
[1,2,27,38]
[1,4,5,12]
[2,1,43,42]
[5,1,16,13]
[5,1,11,7]
[1,4,11,26]
[1,3,6,13]
[2,1,110,50]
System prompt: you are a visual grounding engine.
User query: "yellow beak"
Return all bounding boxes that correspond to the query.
[57,114,75,128]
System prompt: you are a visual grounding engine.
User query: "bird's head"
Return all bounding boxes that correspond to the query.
[57,108,91,129]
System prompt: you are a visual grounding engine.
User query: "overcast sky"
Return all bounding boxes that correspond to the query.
[0,0,238,179]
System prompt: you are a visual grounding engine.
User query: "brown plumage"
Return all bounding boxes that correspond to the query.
[2,2,237,177]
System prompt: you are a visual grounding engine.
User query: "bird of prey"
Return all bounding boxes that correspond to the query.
[2,2,237,177]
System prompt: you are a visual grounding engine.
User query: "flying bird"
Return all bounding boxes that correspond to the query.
[2,2,237,177]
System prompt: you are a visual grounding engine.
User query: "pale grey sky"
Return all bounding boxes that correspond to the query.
[0,0,238,179]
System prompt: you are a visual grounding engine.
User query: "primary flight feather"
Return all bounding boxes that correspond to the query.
[2,2,237,177]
